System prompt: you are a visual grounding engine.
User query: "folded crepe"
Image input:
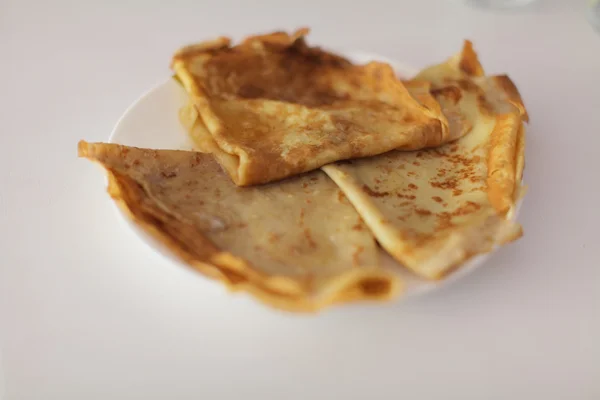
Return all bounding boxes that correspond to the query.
[172,28,461,186]
[322,42,528,279]
[78,141,402,311]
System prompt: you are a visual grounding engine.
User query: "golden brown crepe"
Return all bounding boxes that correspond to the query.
[171,28,461,186]
[78,141,402,311]
[322,42,528,280]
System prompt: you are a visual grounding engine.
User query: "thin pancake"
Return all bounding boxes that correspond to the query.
[322,42,528,279]
[172,28,457,186]
[78,141,401,311]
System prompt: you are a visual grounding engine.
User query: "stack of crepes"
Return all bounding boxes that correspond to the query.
[79,29,528,312]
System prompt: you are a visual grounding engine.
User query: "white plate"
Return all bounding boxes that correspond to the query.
[108,51,520,298]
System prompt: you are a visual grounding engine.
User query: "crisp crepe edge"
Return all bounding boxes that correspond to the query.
[485,74,528,214]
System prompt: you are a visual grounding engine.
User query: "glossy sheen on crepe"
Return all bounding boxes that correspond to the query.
[323,42,527,279]
[78,141,402,311]
[172,29,454,186]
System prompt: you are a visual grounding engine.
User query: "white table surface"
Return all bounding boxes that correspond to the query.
[1,0,599,399]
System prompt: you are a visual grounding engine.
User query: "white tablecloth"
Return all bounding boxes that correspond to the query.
[1,0,598,398]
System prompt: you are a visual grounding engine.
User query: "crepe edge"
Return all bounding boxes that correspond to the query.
[172,28,310,62]
[485,74,528,215]
[171,62,247,185]
[78,141,402,312]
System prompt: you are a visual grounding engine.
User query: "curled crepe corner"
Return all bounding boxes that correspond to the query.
[78,140,403,312]
[458,40,485,77]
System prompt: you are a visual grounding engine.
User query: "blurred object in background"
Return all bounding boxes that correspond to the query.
[588,0,600,31]
[463,0,538,9]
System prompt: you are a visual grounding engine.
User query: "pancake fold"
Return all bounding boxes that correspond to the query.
[172,29,462,186]
[78,141,402,311]
[322,41,528,279]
